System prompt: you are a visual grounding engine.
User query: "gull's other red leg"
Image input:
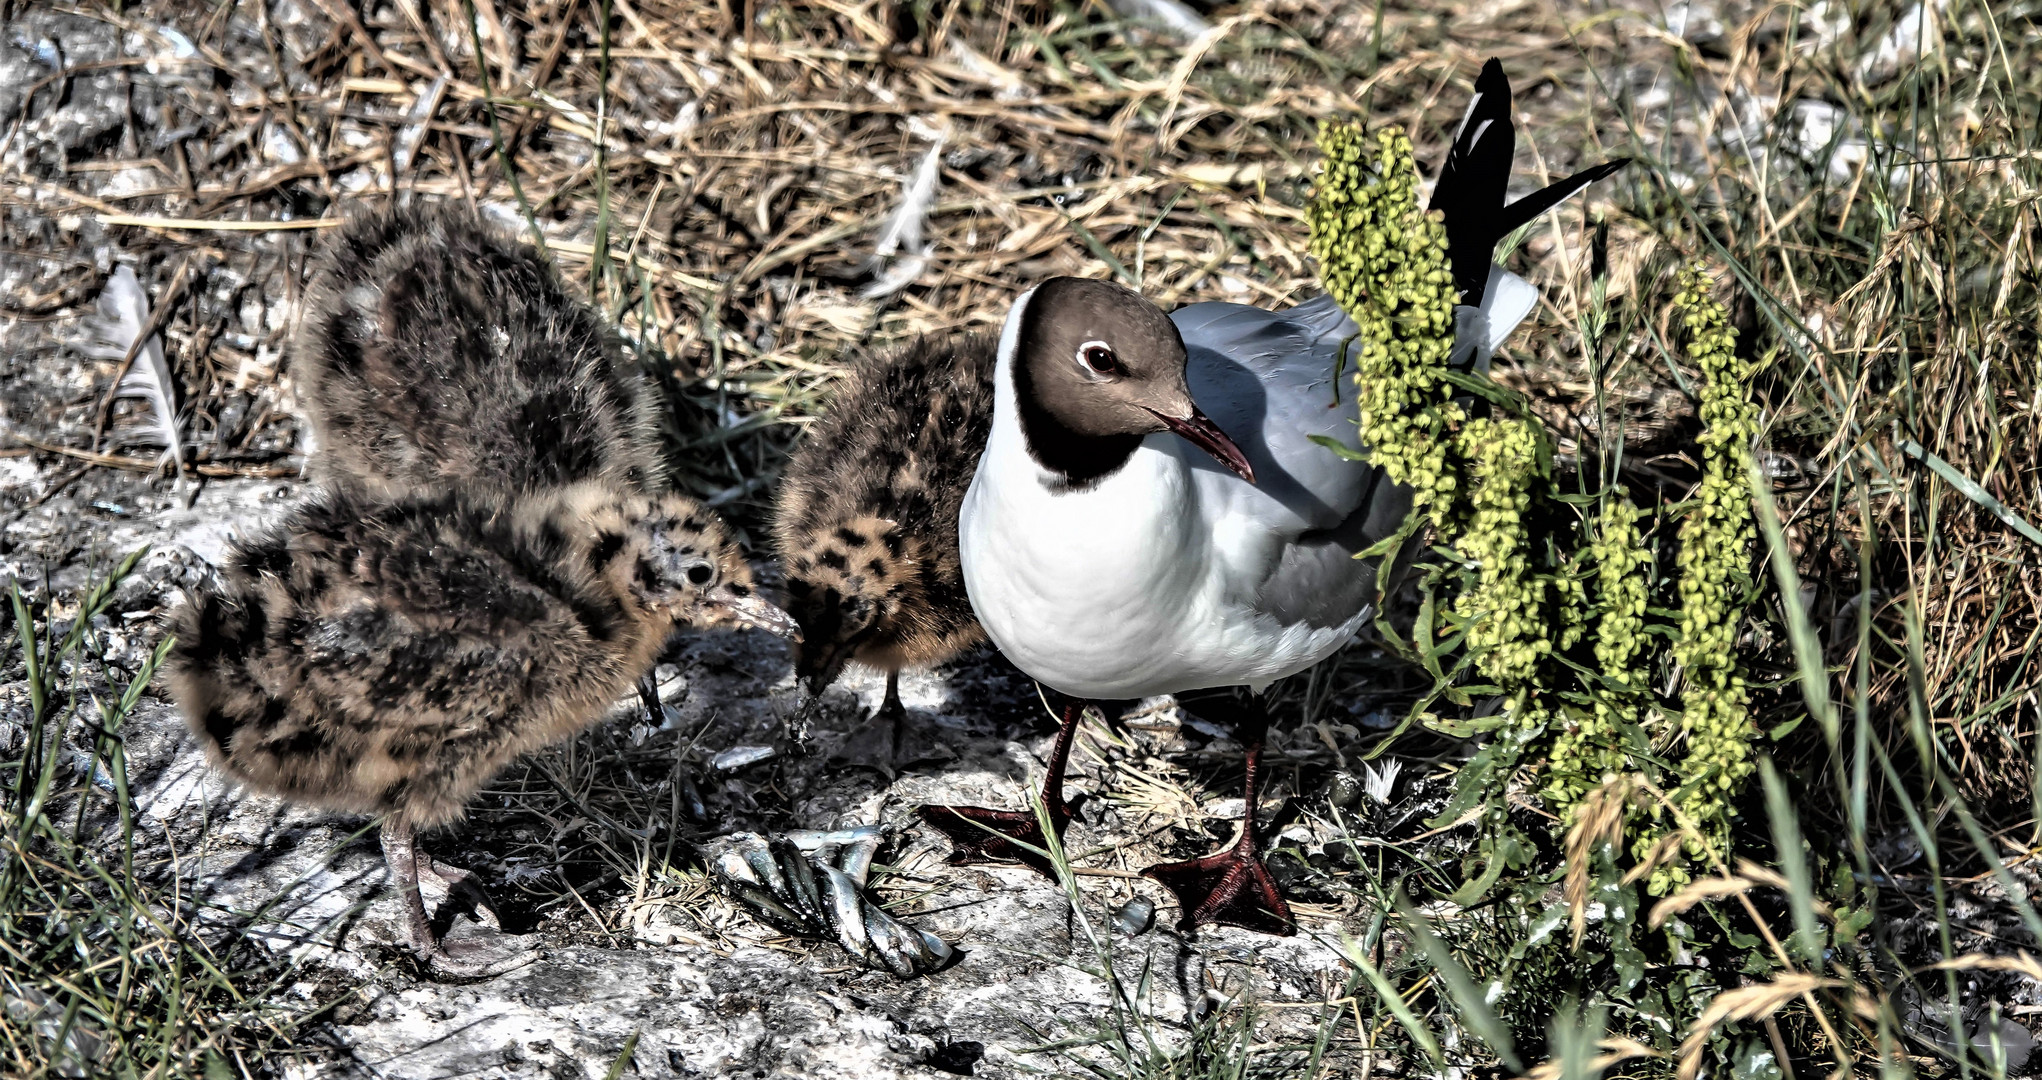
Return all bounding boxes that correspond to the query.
[1142,698,1295,936]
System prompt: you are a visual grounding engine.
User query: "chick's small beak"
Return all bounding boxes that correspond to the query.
[800,648,850,697]
[1149,406,1255,484]
[713,589,803,641]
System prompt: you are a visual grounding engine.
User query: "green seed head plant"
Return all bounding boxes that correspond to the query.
[1303,112,1838,1071]
[1307,121,1463,527]
[1452,415,1549,687]
[1655,263,1761,884]
[1544,493,1652,815]
[1309,120,1768,872]
[1310,109,1777,990]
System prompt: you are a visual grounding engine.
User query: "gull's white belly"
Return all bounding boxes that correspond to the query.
[960,446,1358,699]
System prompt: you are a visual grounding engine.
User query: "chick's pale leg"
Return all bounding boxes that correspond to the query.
[828,669,907,777]
[380,819,541,978]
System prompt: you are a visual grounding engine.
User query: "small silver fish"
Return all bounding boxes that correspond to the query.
[710,745,777,772]
[1111,897,1156,936]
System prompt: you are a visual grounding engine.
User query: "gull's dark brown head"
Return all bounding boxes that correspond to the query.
[1007,277,1253,486]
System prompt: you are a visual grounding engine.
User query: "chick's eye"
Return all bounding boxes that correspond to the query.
[1078,341,1118,375]
[686,564,714,586]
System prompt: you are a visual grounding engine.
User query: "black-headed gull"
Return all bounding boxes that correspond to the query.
[920,59,1627,934]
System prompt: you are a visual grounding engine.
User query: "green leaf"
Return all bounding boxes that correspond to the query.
[1509,904,1571,959]
[1427,711,1516,739]
[1448,846,1512,906]
[1608,915,1648,992]
[1439,368,1531,410]
[603,1031,643,1080]
[1832,904,1874,945]
[1748,462,1837,747]
[1899,437,2042,549]
[1061,213,1136,287]
[1732,1037,1786,1080]
[1414,583,1440,677]
[1310,433,1372,461]
[1759,757,1822,963]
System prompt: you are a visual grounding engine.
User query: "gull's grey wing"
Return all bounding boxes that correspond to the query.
[1171,294,1412,629]
[1173,293,1375,534]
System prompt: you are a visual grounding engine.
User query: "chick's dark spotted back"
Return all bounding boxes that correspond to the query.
[774,334,996,686]
[293,207,664,499]
[167,484,696,829]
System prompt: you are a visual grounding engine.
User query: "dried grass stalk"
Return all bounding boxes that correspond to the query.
[1676,976,1841,1080]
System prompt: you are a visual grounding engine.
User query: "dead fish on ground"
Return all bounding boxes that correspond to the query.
[708,825,954,977]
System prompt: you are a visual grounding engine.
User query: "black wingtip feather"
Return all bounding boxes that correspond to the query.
[1432,57,1521,299]
[1431,58,1516,214]
[1491,157,1633,241]
[1429,57,1631,304]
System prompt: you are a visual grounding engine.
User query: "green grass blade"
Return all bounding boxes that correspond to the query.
[1757,757,1820,963]
[1393,894,1520,1071]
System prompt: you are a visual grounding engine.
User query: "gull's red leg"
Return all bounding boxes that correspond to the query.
[918,698,1082,878]
[1142,700,1296,936]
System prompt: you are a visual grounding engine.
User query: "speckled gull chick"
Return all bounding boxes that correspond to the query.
[921,57,1628,935]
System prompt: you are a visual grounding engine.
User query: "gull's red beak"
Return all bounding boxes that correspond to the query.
[1149,407,1255,484]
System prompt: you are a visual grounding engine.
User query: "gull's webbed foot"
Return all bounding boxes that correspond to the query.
[1142,845,1296,936]
[917,697,1086,877]
[916,802,1069,878]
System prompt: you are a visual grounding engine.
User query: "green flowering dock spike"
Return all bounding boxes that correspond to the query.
[1307,122,1462,527]
[1452,416,1546,687]
[1666,262,1759,880]
[1593,494,1652,681]
[1544,493,1651,815]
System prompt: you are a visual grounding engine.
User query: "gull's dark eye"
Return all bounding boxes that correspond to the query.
[1078,341,1119,375]
[686,564,714,586]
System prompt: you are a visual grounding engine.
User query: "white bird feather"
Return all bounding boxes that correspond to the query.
[1107,0,1211,37]
[76,265,186,489]
[861,139,944,300]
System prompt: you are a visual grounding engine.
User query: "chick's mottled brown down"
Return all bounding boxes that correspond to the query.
[774,334,995,766]
[292,207,665,498]
[169,484,773,974]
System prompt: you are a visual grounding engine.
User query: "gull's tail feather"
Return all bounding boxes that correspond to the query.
[1452,266,1539,373]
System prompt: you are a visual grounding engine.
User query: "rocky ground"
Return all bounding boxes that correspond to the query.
[0,458,1411,1077]
[1,3,1478,1072]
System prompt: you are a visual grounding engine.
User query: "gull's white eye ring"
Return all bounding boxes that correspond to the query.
[1077,340,1119,375]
